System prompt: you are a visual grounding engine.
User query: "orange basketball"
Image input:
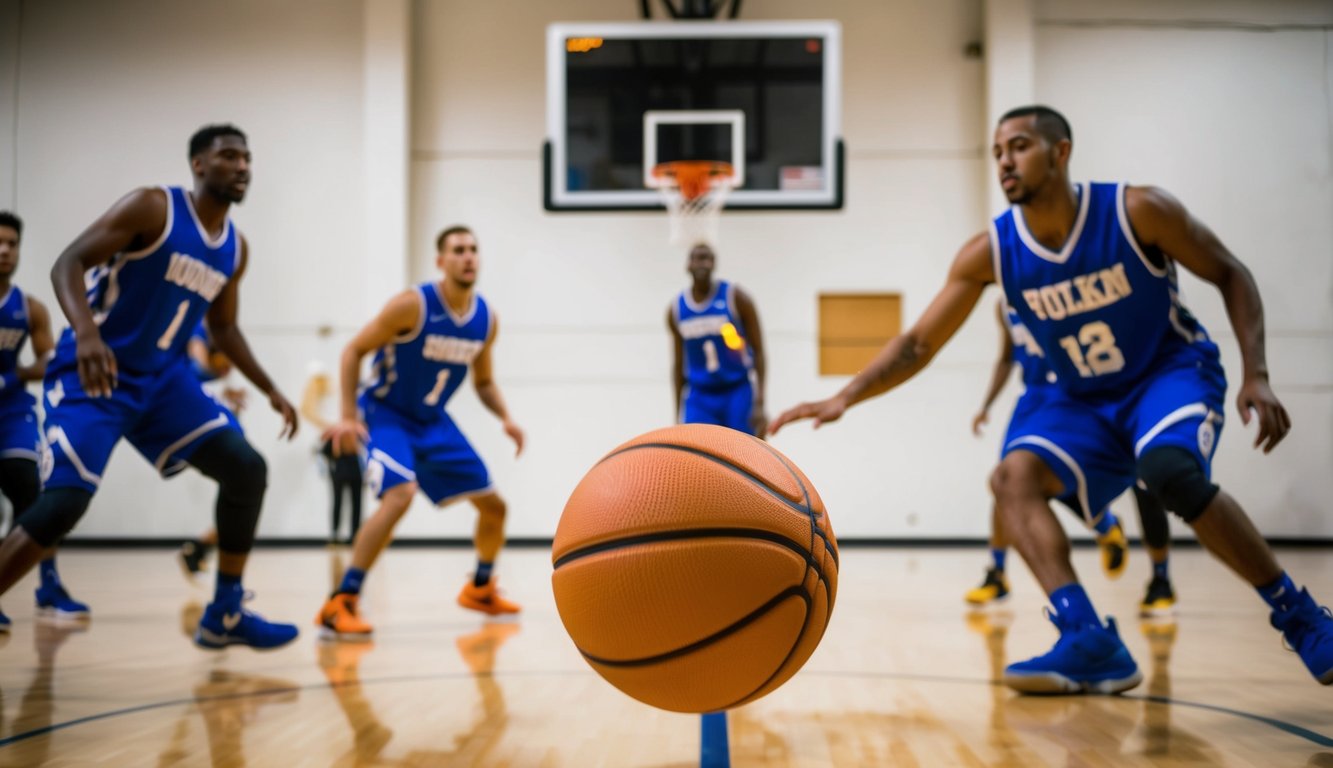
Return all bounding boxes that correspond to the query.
[551,424,838,713]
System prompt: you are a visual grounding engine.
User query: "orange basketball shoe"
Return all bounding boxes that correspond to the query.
[316,593,373,640]
[457,578,521,615]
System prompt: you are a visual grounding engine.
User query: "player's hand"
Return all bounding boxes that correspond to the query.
[768,395,848,436]
[223,387,248,413]
[971,409,989,436]
[74,331,118,398]
[750,404,770,441]
[267,389,299,440]
[323,419,367,457]
[502,419,525,457]
[1237,375,1290,453]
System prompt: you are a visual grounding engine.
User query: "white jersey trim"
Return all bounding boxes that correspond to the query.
[682,282,721,314]
[1006,434,1091,521]
[183,188,233,249]
[987,220,1003,292]
[370,447,416,482]
[154,413,230,473]
[395,289,427,345]
[1135,403,1216,457]
[434,484,496,509]
[1013,183,1089,264]
[47,426,103,487]
[1116,183,1169,278]
[435,282,479,327]
[0,285,13,311]
[0,448,39,461]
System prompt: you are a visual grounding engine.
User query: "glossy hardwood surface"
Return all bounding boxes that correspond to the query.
[0,546,1328,766]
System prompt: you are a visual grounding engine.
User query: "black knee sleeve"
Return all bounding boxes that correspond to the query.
[1137,447,1218,523]
[189,431,268,553]
[0,457,42,514]
[1131,485,1171,549]
[14,487,93,547]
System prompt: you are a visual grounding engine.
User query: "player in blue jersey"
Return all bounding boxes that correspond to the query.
[668,243,767,436]
[773,105,1332,691]
[0,211,90,631]
[317,225,525,639]
[966,299,1176,617]
[0,126,300,650]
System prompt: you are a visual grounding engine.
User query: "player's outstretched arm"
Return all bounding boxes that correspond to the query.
[734,287,768,438]
[972,299,1015,436]
[207,236,297,439]
[1125,185,1289,453]
[473,313,523,457]
[326,289,421,455]
[666,306,685,420]
[770,232,994,435]
[18,296,54,385]
[51,186,168,397]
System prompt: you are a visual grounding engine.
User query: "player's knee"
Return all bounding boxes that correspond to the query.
[989,454,1044,504]
[1137,446,1218,523]
[381,482,416,512]
[222,444,267,501]
[0,457,42,512]
[475,493,506,519]
[15,487,93,548]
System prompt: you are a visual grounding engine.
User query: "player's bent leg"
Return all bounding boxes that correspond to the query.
[1133,486,1175,617]
[989,451,1076,594]
[458,492,519,616]
[0,488,92,596]
[187,432,297,651]
[965,506,1010,606]
[315,482,417,641]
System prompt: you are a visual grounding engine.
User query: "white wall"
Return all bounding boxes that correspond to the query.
[0,0,1328,540]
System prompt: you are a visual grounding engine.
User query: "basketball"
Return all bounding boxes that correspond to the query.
[551,424,838,713]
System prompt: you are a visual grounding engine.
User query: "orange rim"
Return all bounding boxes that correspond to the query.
[651,161,735,201]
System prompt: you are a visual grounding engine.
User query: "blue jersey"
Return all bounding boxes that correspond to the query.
[1002,301,1053,391]
[362,284,491,424]
[674,281,752,388]
[53,186,239,374]
[991,182,1213,398]
[0,285,32,403]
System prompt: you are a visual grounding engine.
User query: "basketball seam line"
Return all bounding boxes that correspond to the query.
[578,585,812,669]
[552,526,827,586]
[592,441,836,556]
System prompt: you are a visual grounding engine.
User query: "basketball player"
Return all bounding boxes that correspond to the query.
[0,125,300,650]
[0,212,89,630]
[316,225,524,639]
[668,243,767,436]
[967,299,1176,618]
[772,106,1332,691]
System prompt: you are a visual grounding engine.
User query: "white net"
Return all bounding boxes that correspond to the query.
[651,163,735,247]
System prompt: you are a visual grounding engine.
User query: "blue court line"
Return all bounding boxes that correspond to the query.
[0,668,1328,750]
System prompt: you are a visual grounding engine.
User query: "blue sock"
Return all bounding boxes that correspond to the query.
[1152,558,1169,581]
[339,567,366,596]
[39,558,59,589]
[474,560,494,587]
[1092,510,1116,536]
[1257,571,1299,613]
[1050,583,1100,629]
[214,572,243,604]
[990,548,1006,573]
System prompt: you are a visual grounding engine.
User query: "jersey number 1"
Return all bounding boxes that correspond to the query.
[157,300,190,351]
[424,369,451,406]
[702,340,720,373]
[1058,320,1125,377]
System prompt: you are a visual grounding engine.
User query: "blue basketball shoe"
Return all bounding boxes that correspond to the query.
[0,606,11,633]
[195,591,299,650]
[35,582,91,620]
[1004,609,1142,694]
[1269,588,1333,685]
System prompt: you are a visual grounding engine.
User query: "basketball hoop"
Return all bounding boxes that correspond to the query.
[648,160,736,247]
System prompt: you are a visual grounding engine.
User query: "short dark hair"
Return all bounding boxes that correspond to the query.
[435,225,473,252]
[999,105,1072,147]
[189,124,247,158]
[0,211,21,239]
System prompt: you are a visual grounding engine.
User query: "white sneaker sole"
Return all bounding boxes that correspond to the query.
[1003,668,1143,695]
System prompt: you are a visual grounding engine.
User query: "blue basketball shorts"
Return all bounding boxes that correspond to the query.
[41,355,242,491]
[1002,344,1226,521]
[0,392,40,462]
[682,378,755,435]
[360,399,492,506]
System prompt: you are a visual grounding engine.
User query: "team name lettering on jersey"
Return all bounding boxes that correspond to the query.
[422,334,484,364]
[0,327,23,351]
[678,314,731,341]
[1021,263,1132,322]
[165,252,228,302]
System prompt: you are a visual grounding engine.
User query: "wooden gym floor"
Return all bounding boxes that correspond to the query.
[0,546,1328,766]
